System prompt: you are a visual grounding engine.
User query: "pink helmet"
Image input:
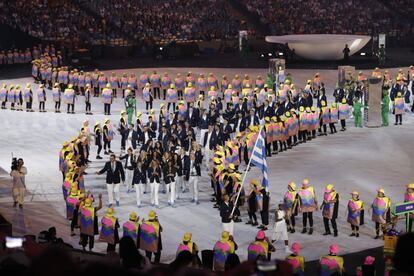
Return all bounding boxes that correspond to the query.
[364,256,375,265]
[291,242,300,254]
[329,244,339,254]
[256,230,265,240]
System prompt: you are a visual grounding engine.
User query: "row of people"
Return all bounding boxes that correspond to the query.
[66,180,412,274]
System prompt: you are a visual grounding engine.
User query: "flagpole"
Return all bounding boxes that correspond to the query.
[230,123,265,217]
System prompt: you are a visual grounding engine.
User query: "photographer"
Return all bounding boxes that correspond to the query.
[10,158,27,208]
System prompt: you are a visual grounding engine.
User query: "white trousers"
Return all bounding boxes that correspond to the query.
[150,182,160,206]
[12,187,25,205]
[135,184,143,205]
[176,176,183,198]
[107,183,120,204]
[272,221,289,242]
[191,176,199,201]
[166,181,176,204]
[199,129,207,145]
[204,147,212,169]
[222,221,234,236]
[125,169,134,190]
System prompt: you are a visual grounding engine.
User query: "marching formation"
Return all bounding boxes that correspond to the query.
[47,65,414,273]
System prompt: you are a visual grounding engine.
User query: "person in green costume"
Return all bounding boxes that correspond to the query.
[125,90,136,125]
[265,73,275,91]
[353,97,363,127]
[381,84,390,126]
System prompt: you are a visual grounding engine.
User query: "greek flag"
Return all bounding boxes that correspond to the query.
[250,129,268,189]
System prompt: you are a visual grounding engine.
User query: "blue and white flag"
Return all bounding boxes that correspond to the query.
[250,129,268,189]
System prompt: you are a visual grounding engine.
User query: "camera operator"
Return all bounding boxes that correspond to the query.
[10,158,27,208]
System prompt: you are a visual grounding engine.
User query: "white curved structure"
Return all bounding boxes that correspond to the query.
[266,34,371,60]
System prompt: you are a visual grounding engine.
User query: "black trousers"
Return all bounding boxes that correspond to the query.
[163,89,167,100]
[340,119,346,129]
[96,143,102,156]
[395,114,402,124]
[329,123,337,133]
[167,102,176,112]
[301,130,308,141]
[26,101,32,110]
[94,87,99,96]
[272,141,278,152]
[85,102,91,112]
[146,251,161,264]
[287,137,292,148]
[80,234,94,250]
[39,102,45,111]
[351,225,360,231]
[266,143,272,157]
[107,243,116,252]
[145,101,153,110]
[375,222,386,235]
[279,141,287,151]
[260,210,269,226]
[323,217,337,233]
[248,211,257,222]
[215,181,222,205]
[104,140,111,151]
[178,90,183,99]
[67,104,74,113]
[104,103,111,114]
[70,210,78,231]
[288,214,296,228]
[153,87,160,99]
[121,132,127,150]
[55,101,61,110]
[302,212,313,228]
[319,123,327,134]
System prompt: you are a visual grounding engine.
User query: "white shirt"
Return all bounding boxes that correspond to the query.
[237,118,242,132]
[126,155,132,167]
[250,115,255,126]
[144,132,150,143]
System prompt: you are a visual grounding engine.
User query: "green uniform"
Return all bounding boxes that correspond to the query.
[126,96,136,125]
[381,91,390,126]
[353,101,363,127]
[266,73,275,90]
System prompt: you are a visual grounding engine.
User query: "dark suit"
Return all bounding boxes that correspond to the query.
[148,122,157,137]
[158,131,170,150]
[243,115,260,128]
[233,118,246,132]
[119,154,136,170]
[198,115,209,130]
[220,201,234,223]
[297,97,308,109]
[222,124,233,142]
[317,94,327,108]
[261,105,274,119]
[203,131,219,150]
[188,108,200,127]
[283,102,294,112]
[98,161,125,184]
